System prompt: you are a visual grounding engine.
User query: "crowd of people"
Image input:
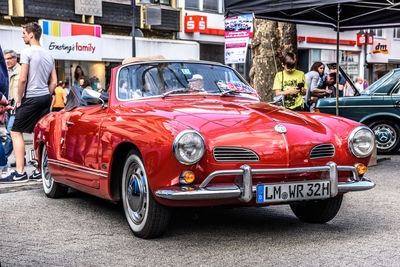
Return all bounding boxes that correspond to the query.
[272,52,367,112]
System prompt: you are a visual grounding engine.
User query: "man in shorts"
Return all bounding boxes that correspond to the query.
[0,22,57,182]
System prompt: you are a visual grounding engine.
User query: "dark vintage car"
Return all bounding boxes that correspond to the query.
[316,68,400,154]
[32,60,375,239]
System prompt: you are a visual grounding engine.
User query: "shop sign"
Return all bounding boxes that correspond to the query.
[224,14,253,64]
[74,0,102,16]
[372,40,390,54]
[357,34,374,45]
[184,15,207,33]
[39,20,102,61]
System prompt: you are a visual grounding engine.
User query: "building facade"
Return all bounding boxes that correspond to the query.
[0,0,199,89]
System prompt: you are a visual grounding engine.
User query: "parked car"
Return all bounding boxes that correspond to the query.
[32,60,375,239]
[315,68,400,154]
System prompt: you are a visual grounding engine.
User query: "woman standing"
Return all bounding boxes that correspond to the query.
[73,65,84,87]
[305,62,328,111]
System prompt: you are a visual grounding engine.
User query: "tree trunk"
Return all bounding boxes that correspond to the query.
[250,19,297,102]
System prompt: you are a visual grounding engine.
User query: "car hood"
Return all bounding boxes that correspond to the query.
[145,99,313,128]
[143,99,336,167]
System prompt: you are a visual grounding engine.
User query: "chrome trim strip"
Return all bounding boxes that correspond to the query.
[48,159,108,174]
[213,146,260,162]
[155,186,241,200]
[48,159,108,178]
[309,143,335,159]
[337,179,375,192]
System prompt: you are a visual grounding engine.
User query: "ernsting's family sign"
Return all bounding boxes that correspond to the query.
[39,20,102,61]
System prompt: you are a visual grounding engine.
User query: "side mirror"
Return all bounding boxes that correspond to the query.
[82,89,101,104]
[269,95,285,106]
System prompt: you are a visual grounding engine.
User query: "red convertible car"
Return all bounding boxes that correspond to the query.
[32,60,375,239]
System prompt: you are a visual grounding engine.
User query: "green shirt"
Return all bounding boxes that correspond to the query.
[273,70,307,110]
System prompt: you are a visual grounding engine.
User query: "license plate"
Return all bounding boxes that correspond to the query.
[256,181,331,203]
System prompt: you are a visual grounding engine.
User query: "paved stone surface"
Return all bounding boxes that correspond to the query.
[0,155,399,266]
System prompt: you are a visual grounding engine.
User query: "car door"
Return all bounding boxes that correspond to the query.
[58,105,107,189]
[391,80,400,115]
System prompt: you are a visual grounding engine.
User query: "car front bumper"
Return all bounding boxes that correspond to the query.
[155,162,375,203]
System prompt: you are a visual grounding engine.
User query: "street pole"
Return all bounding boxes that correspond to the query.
[336,3,340,116]
[131,0,136,57]
[364,33,368,84]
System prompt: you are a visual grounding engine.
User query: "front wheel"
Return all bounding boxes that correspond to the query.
[41,145,68,198]
[368,120,400,154]
[121,151,171,239]
[290,194,343,223]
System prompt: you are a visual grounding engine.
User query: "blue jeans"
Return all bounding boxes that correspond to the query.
[0,135,7,170]
[4,112,15,158]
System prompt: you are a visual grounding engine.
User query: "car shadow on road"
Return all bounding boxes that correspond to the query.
[59,189,379,242]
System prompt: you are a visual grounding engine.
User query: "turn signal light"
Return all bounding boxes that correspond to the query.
[314,108,320,113]
[355,163,367,175]
[180,170,195,184]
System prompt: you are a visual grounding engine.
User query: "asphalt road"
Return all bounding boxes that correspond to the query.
[0,155,399,266]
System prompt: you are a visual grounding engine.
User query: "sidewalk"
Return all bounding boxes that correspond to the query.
[0,131,38,192]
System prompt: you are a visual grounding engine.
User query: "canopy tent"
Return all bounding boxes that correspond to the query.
[225,0,400,29]
[224,0,400,114]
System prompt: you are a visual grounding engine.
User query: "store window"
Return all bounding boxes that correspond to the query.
[372,63,400,82]
[185,0,221,13]
[203,0,219,12]
[185,0,199,10]
[310,49,360,82]
[394,28,400,39]
[138,0,171,5]
[370,28,383,38]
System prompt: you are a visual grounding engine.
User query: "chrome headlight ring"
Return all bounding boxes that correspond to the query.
[173,130,206,165]
[348,126,375,158]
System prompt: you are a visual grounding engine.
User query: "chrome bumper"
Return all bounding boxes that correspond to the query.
[155,162,375,202]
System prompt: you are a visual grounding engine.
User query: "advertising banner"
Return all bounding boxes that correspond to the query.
[372,40,390,54]
[39,20,102,61]
[224,14,253,64]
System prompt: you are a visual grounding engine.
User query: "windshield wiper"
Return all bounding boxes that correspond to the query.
[162,88,206,98]
[220,89,254,97]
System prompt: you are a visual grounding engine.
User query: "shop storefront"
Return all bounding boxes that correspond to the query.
[297,24,362,82]
[0,21,200,89]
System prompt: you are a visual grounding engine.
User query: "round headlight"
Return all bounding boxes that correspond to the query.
[173,130,205,165]
[348,126,375,158]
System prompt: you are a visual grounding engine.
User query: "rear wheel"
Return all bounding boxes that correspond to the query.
[368,120,400,154]
[41,146,68,198]
[290,195,343,223]
[121,151,171,239]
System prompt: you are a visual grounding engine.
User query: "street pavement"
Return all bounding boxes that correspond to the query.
[0,154,399,266]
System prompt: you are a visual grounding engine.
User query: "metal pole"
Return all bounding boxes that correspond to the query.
[336,3,340,116]
[364,33,368,83]
[131,0,136,57]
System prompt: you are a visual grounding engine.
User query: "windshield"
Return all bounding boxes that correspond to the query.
[366,70,400,95]
[117,62,259,100]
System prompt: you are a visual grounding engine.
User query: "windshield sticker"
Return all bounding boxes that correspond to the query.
[181,69,191,75]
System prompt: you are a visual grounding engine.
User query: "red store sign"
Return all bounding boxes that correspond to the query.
[184,15,207,33]
[357,34,374,45]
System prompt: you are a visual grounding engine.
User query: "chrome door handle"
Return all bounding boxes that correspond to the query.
[66,121,74,126]
[395,101,400,107]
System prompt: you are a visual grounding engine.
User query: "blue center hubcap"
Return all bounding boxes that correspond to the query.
[375,129,392,144]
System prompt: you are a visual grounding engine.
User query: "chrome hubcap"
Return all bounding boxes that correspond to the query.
[126,162,147,224]
[373,124,396,150]
[42,148,53,189]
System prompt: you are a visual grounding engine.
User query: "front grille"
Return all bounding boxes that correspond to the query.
[309,143,335,159]
[213,147,260,162]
